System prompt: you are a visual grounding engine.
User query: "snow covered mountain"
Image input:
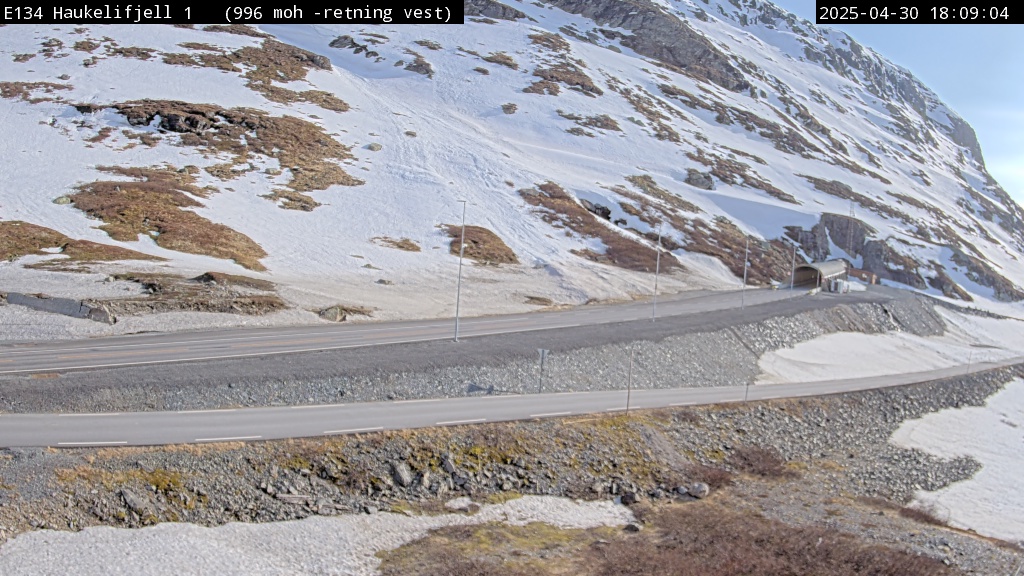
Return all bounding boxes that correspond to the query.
[2,0,1022,327]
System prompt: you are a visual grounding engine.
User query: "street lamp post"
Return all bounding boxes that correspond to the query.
[454,200,467,342]
[652,222,663,322]
[789,242,797,290]
[741,236,749,308]
[537,348,549,393]
[626,346,635,414]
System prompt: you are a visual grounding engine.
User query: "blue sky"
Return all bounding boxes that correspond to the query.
[770,1,1024,205]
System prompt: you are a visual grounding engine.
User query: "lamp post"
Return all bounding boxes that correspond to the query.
[652,222,663,322]
[626,346,635,414]
[453,200,467,342]
[537,348,549,393]
[741,236,749,308]
[789,242,797,290]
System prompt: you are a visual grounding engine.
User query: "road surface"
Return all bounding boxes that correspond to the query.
[1,356,1018,447]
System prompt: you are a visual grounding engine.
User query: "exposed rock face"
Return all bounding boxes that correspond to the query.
[819,213,875,259]
[539,0,749,91]
[464,0,526,20]
[684,169,714,190]
[861,240,926,289]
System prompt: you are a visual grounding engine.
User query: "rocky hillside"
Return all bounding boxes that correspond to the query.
[1,0,1021,328]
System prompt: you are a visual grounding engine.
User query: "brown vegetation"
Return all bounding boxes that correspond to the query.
[800,175,910,223]
[481,51,518,70]
[533,64,603,97]
[202,24,270,38]
[70,166,268,270]
[523,80,560,96]
[441,225,518,265]
[372,236,421,252]
[588,503,959,576]
[688,149,797,203]
[0,221,161,266]
[0,81,71,103]
[109,100,361,209]
[528,31,570,53]
[379,501,958,576]
[520,182,671,273]
[163,39,347,113]
[101,272,285,317]
[727,445,795,479]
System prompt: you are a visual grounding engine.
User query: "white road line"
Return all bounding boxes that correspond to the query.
[177,409,237,414]
[58,413,119,417]
[668,402,694,407]
[392,399,440,404]
[323,427,383,435]
[530,411,572,418]
[290,403,347,409]
[436,418,487,426]
[551,392,577,396]
[57,441,127,446]
[195,435,262,442]
[605,408,627,412]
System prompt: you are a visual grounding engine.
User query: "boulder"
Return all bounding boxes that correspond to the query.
[689,482,710,499]
[685,169,714,190]
[391,461,414,488]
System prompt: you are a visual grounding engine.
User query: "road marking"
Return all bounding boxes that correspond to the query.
[530,411,571,418]
[669,402,694,407]
[290,403,346,409]
[551,392,577,396]
[195,435,262,442]
[393,399,440,404]
[57,348,188,360]
[177,409,237,414]
[57,441,127,446]
[436,418,486,426]
[58,413,119,417]
[605,408,626,412]
[323,427,383,435]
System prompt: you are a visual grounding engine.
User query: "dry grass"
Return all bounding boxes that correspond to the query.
[0,221,162,266]
[13,53,35,63]
[523,80,560,96]
[683,217,794,285]
[588,503,959,576]
[521,182,672,273]
[441,225,519,265]
[106,46,154,60]
[109,100,361,210]
[528,32,571,53]
[70,166,268,270]
[202,24,270,38]
[379,501,958,576]
[688,149,797,203]
[192,271,275,291]
[372,236,422,252]
[164,39,348,113]
[482,51,518,70]
[684,463,735,490]
[378,521,616,576]
[727,445,796,479]
[0,81,71,103]
[898,502,949,526]
[533,64,602,97]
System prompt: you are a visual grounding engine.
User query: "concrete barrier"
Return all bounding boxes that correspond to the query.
[5,292,115,324]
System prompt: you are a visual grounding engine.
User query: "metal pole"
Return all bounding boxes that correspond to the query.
[626,346,634,413]
[652,222,662,322]
[741,237,749,308]
[967,350,972,375]
[537,349,548,393]
[454,200,467,342]
[789,242,796,289]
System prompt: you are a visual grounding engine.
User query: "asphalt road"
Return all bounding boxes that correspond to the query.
[0,287,804,375]
[1,356,1018,447]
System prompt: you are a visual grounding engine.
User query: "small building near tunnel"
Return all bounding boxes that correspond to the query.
[793,260,848,289]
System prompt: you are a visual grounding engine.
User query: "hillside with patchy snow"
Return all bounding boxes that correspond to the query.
[1,0,1022,332]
